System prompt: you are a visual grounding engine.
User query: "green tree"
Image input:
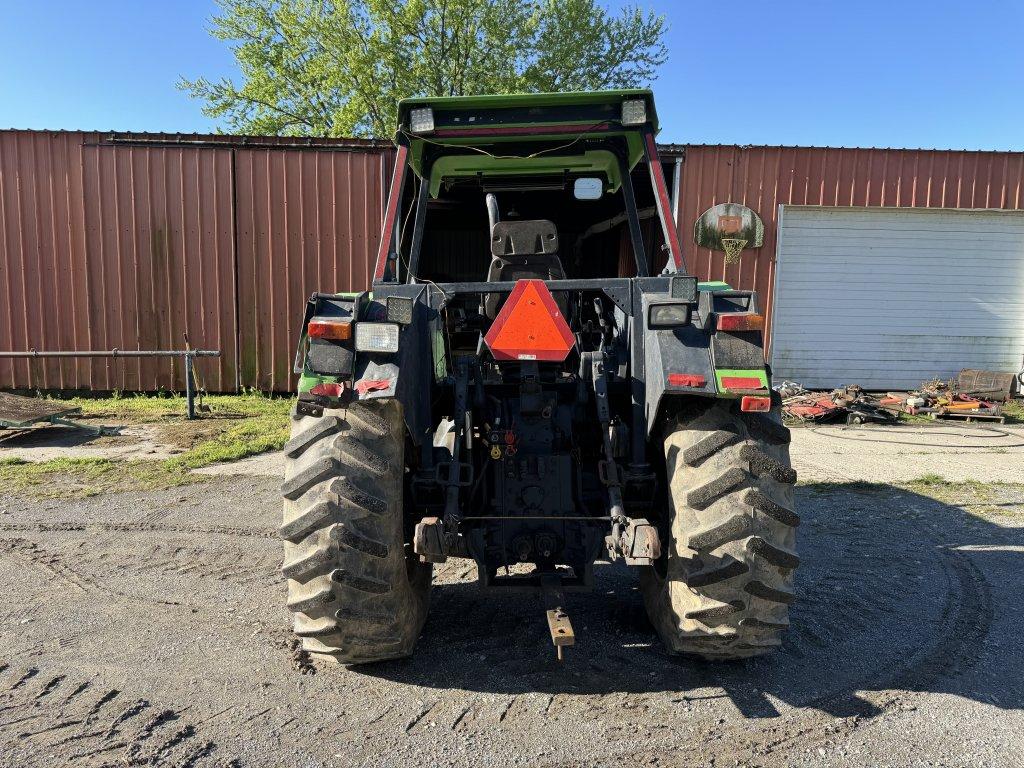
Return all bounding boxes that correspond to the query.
[180,0,667,138]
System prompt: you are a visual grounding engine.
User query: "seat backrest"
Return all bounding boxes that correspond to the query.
[484,254,567,318]
[484,218,567,319]
[490,219,558,257]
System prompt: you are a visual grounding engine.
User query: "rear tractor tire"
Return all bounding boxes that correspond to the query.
[641,401,799,659]
[280,399,431,664]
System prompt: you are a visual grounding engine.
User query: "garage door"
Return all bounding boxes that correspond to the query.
[771,206,1024,390]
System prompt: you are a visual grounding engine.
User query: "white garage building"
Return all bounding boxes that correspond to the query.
[770,206,1024,390]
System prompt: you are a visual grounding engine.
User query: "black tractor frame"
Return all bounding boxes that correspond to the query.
[283,90,798,663]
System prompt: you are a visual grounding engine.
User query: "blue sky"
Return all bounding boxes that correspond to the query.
[2,0,1022,149]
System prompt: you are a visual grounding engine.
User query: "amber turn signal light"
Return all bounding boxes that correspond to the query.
[308,318,352,341]
[716,313,765,332]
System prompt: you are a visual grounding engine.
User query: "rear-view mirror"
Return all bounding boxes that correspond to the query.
[573,177,603,200]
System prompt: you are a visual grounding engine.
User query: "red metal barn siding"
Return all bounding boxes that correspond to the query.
[5,129,1024,393]
[0,129,388,392]
[79,143,237,391]
[673,146,1024,350]
[0,131,81,389]
[0,131,118,390]
[235,147,390,391]
[0,131,238,391]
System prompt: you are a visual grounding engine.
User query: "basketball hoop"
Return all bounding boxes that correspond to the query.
[693,203,763,265]
[721,238,747,264]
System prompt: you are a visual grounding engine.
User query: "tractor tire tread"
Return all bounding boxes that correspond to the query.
[284,415,345,459]
[641,402,799,660]
[281,401,431,665]
[687,467,747,510]
[682,426,740,467]
[739,445,798,484]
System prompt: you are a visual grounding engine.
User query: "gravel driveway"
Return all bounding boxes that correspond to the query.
[1,453,1022,766]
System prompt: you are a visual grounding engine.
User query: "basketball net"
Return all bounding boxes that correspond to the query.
[721,238,747,264]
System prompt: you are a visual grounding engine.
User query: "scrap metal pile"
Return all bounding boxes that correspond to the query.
[778,369,1016,425]
[777,383,898,425]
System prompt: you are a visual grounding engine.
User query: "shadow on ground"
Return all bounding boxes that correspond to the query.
[360,484,1022,720]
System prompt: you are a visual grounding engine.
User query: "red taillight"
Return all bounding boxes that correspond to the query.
[308,319,352,341]
[721,376,765,390]
[741,395,772,412]
[668,373,706,387]
[716,313,764,332]
[310,382,345,397]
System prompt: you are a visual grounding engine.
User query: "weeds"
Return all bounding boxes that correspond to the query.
[908,473,948,486]
[801,480,886,495]
[1004,399,1024,424]
[0,456,199,499]
[50,390,288,423]
[2,392,292,498]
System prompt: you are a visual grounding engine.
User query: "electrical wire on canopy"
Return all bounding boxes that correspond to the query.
[397,120,615,161]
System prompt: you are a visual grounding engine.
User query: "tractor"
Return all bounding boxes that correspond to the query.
[280,90,798,664]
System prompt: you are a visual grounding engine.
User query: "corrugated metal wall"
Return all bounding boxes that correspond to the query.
[0,130,389,392]
[235,148,389,391]
[3,130,1023,391]
[78,142,237,392]
[675,145,1024,348]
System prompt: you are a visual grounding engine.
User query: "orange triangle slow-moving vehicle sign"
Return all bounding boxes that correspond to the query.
[484,279,575,361]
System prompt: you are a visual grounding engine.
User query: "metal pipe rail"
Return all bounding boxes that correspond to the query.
[0,349,221,419]
[0,350,220,357]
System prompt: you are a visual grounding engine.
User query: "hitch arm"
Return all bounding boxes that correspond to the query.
[587,352,661,566]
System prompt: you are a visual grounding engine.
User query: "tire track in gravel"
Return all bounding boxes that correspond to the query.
[2,538,202,608]
[2,476,1011,767]
[1,522,281,586]
[800,512,994,713]
[626,496,999,767]
[0,521,277,539]
[0,663,231,767]
[356,488,998,764]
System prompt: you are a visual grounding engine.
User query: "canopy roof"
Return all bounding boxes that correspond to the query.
[396,90,660,195]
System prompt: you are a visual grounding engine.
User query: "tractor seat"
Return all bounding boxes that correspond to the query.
[484,220,568,319]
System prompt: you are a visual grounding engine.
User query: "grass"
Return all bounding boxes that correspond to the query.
[801,476,1024,519]
[902,475,1024,516]
[165,412,290,470]
[897,411,933,424]
[48,390,292,462]
[906,472,950,487]
[1,392,292,498]
[906,474,992,498]
[52,389,289,424]
[802,480,886,495]
[0,456,198,498]
[905,475,1024,518]
[1004,399,1024,424]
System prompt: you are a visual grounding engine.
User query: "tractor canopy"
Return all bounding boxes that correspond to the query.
[396,89,660,196]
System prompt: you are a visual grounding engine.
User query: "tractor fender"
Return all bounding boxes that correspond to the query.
[353,286,433,449]
[642,302,718,438]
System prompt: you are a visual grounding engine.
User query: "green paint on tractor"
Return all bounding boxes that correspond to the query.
[714,368,770,393]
